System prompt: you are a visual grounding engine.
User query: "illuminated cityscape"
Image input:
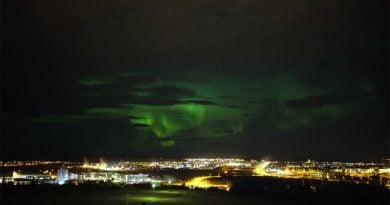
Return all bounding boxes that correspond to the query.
[1,158,389,190]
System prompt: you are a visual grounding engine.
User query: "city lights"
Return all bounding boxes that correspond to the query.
[1,158,389,189]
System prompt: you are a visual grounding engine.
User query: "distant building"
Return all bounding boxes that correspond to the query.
[69,172,78,180]
[12,171,51,180]
[125,174,150,184]
[57,168,69,185]
[12,171,53,185]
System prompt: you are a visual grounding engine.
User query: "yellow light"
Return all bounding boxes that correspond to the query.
[185,176,229,191]
[253,161,270,176]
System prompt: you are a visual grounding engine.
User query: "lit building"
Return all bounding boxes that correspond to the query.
[12,171,53,185]
[12,171,51,180]
[57,168,69,185]
[125,174,150,184]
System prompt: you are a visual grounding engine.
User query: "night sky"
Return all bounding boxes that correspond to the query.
[1,0,389,161]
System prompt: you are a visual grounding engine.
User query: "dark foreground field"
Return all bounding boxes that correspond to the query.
[1,185,291,205]
[1,183,389,205]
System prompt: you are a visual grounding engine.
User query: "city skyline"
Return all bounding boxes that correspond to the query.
[2,158,389,189]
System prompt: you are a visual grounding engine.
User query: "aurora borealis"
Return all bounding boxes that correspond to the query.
[77,70,378,143]
[1,0,388,161]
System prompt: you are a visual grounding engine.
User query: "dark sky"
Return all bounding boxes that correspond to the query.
[1,0,389,161]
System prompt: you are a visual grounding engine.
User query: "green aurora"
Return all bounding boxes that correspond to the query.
[29,70,377,148]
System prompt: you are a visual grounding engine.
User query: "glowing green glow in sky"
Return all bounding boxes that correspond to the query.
[31,71,376,149]
[128,103,243,146]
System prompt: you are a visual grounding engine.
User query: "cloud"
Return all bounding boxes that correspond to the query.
[284,94,355,109]
[27,113,130,124]
[114,74,162,87]
[85,107,145,119]
[79,76,114,86]
[226,105,240,109]
[130,97,221,107]
[130,97,180,106]
[182,99,220,105]
[247,100,260,104]
[80,74,215,107]
[242,113,252,117]
[132,123,150,128]
[218,95,233,99]
[145,85,196,99]
[247,99,278,105]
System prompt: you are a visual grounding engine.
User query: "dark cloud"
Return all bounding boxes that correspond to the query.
[82,87,220,107]
[113,74,162,88]
[27,113,145,124]
[247,99,278,104]
[79,76,114,86]
[226,105,240,109]
[144,86,196,99]
[182,99,220,106]
[242,113,252,117]
[284,94,364,109]
[218,95,233,99]
[132,123,150,128]
[247,100,260,104]
[80,76,202,107]
[222,129,234,134]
